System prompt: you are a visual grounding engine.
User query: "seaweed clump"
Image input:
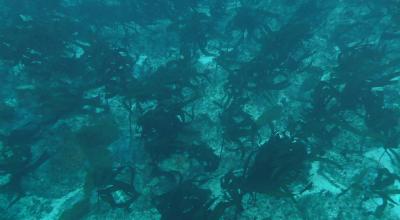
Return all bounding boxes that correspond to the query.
[221,133,310,214]
[243,134,309,195]
[138,103,187,161]
[155,181,230,220]
[227,4,277,41]
[338,168,400,218]
[300,44,400,154]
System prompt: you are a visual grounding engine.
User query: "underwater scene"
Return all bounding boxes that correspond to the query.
[1,0,400,219]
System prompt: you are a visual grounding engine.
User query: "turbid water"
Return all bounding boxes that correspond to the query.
[0,1,400,219]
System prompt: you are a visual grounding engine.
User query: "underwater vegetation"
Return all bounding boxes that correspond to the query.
[155,181,231,220]
[220,133,311,219]
[0,0,400,219]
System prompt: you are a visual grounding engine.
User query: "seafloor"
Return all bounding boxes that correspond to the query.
[0,0,400,219]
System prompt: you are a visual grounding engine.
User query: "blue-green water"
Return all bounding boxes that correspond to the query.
[0,0,400,219]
